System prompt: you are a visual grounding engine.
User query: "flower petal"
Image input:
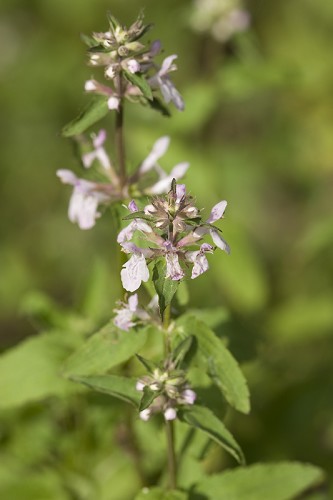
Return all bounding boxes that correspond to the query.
[207,200,227,224]
[139,136,170,174]
[165,253,184,281]
[121,254,150,292]
[210,229,230,254]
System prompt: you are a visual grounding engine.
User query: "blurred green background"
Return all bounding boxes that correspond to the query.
[1,0,333,497]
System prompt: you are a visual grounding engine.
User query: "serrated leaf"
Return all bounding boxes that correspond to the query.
[193,462,325,500]
[0,331,81,409]
[62,96,109,137]
[176,316,250,414]
[139,386,159,411]
[153,259,179,318]
[179,406,245,465]
[124,70,153,100]
[63,322,148,376]
[70,374,140,407]
[135,487,187,500]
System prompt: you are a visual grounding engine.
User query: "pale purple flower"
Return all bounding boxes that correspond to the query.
[139,136,170,174]
[117,201,153,244]
[56,170,108,230]
[165,253,185,281]
[148,162,190,195]
[120,252,150,292]
[113,293,150,331]
[164,407,177,420]
[185,243,213,279]
[181,389,197,405]
[126,59,140,73]
[82,129,111,171]
[149,55,184,111]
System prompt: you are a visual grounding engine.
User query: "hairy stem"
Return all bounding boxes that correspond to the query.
[163,302,177,489]
[115,70,126,187]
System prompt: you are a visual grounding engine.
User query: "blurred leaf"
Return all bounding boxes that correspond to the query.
[63,322,148,376]
[176,316,250,414]
[0,331,80,409]
[124,70,153,101]
[135,487,187,499]
[69,374,140,407]
[62,96,109,137]
[136,353,158,373]
[0,471,68,500]
[153,259,179,318]
[268,295,333,342]
[182,308,229,330]
[193,462,325,500]
[147,97,171,116]
[212,225,269,313]
[172,336,194,368]
[179,406,245,465]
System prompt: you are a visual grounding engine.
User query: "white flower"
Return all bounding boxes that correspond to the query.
[139,409,152,421]
[113,293,150,331]
[82,129,111,171]
[165,253,185,281]
[186,243,213,279]
[57,170,107,230]
[121,253,150,292]
[164,407,177,420]
[107,96,120,110]
[126,59,140,73]
[148,162,189,195]
[149,55,184,111]
[181,389,196,405]
[139,136,170,174]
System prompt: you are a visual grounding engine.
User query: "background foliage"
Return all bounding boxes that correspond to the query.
[1,0,333,498]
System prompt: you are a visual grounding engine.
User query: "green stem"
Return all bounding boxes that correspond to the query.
[163,302,177,489]
[115,70,126,188]
[165,418,177,490]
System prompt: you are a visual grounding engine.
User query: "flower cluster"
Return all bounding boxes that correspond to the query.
[190,0,250,43]
[57,132,189,229]
[119,182,230,292]
[113,293,160,331]
[83,13,184,111]
[136,364,196,421]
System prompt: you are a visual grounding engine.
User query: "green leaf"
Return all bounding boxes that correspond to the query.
[193,462,325,500]
[123,70,153,100]
[147,97,171,116]
[63,322,148,376]
[136,353,158,373]
[70,374,141,407]
[139,386,159,411]
[179,406,245,465]
[135,487,187,499]
[62,96,109,137]
[176,316,250,414]
[123,211,153,222]
[172,336,194,368]
[0,331,81,409]
[153,259,179,318]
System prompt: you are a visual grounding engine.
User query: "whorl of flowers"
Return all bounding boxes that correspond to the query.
[118,180,230,292]
[57,133,189,229]
[136,361,196,421]
[83,12,184,111]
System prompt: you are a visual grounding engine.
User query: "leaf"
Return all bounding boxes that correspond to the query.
[153,259,179,318]
[147,97,171,116]
[176,316,250,414]
[179,406,245,465]
[139,386,159,411]
[0,331,81,409]
[136,353,158,373]
[193,462,325,500]
[62,96,109,137]
[63,322,148,376]
[123,70,153,100]
[70,374,141,407]
[135,487,187,499]
[172,336,194,368]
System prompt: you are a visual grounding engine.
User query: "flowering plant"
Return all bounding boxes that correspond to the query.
[53,10,325,499]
